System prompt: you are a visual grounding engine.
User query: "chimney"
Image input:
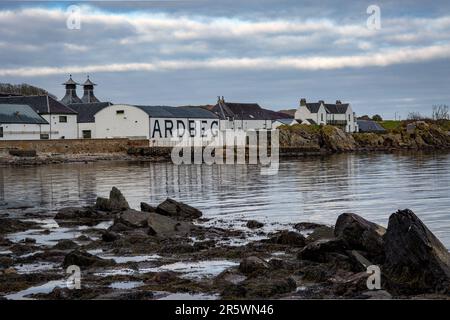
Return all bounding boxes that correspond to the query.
[221,96,225,103]
[300,98,306,106]
[319,100,324,104]
[60,75,82,105]
[336,100,342,104]
[81,75,100,103]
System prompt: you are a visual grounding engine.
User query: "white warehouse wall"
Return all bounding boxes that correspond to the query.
[41,114,78,139]
[0,123,44,140]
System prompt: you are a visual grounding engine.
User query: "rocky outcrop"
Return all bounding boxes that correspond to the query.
[334,213,386,260]
[63,250,115,268]
[147,211,193,237]
[114,209,151,228]
[94,187,129,212]
[140,202,156,212]
[156,198,202,220]
[54,207,107,220]
[383,209,450,294]
[266,231,306,246]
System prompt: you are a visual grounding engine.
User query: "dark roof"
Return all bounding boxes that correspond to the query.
[83,77,96,86]
[274,118,296,125]
[62,75,78,85]
[304,103,322,113]
[306,118,317,125]
[135,105,218,119]
[210,102,287,120]
[0,104,48,124]
[357,120,386,133]
[68,102,112,123]
[0,95,77,114]
[324,103,349,114]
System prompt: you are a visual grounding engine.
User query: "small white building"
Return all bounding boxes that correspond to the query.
[0,103,49,140]
[0,95,78,139]
[294,99,358,133]
[68,102,112,139]
[93,104,220,146]
[209,97,275,131]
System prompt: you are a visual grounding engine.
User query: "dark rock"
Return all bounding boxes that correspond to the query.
[115,209,151,228]
[9,149,36,157]
[24,237,36,244]
[383,209,450,294]
[267,231,306,246]
[53,239,79,250]
[246,220,264,229]
[108,222,133,232]
[102,230,120,242]
[334,213,386,259]
[147,211,193,238]
[140,202,156,212]
[55,207,106,220]
[63,250,115,268]
[298,238,347,263]
[306,226,335,243]
[246,277,297,298]
[294,222,327,231]
[94,187,129,212]
[0,256,13,268]
[239,256,270,275]
[156,198,202,220]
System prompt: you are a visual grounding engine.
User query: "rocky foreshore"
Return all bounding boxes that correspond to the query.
[0,187,449,300]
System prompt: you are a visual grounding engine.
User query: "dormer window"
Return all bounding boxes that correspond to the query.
[116,110,124,115]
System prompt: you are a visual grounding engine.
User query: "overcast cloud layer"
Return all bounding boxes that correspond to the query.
[1,0,450,118]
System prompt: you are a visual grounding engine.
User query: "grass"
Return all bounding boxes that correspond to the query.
[378,120,402,131]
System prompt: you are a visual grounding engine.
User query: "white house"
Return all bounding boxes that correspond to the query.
[0,103,49,140]
[294,98,358,132]
[0,95,78,139]
[92,104,220,146]
[209,97,281,131]
[68,102,112,139]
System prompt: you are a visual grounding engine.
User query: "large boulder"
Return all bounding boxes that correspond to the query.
[115,209,152,228]
[266,231,306,246]
[63,250,115,268]
[383,209,450,294]
[334,213,386,259]
[147,211,193,237]
[94,187,129,212]
[156,198,202,220]
[140,202,156,212]
[298,238,349,264]
[239,256,270,275]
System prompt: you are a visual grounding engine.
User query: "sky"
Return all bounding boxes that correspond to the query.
[1,0,450,119]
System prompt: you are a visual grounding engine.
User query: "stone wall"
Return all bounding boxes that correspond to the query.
[0,138,149,154]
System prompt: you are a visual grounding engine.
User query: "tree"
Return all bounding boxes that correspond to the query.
[407,112,424,120]
[372,114,383,121]
[432,105,449,120]
[358,115,370,120]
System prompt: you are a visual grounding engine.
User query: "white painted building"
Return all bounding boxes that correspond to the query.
[0,104,49,140]
[0,95,78,139]
[209,97,279,131]
[92,104,220,146]
[68,102,112,139]
[294,99,358,132]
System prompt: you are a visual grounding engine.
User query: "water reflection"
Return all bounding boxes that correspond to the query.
[1,152,449,247]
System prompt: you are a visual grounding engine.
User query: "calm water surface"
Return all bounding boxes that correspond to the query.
[1,152,449,248]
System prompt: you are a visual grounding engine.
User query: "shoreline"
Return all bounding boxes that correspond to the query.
[0,187,449,300]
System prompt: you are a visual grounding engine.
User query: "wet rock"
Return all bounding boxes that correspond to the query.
[245,277,297,298]
[24,237,36,244]
[102,230,120,242]
[329,271,369,297]
[267,231,306,246]
[55,207,106,220]
[239,256,270,275]
[156,198,202,220]
[0,218,37,235]
[94,187,129,212]
[63,250,116,268]
[3,267,17,275]
[294,222,327,231]
[246,220,264,229]
[306,226,335,243]
[115,209,151,228]
[383,209,450,294]
[334,213,385,259]
[298,239,348,263]
[108,222,132,233]
[147,212,193,238]
[140,202,156,212]
[0,256,13,268]
[53,239,79,250]
[360,290,392,300]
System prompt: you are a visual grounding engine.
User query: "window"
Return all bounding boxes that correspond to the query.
[321,113,324,121]
[0,127,3,138]
[348,114,351,121]
[59,116,67,123]
[82,130,92,139]
[116,110,125,115]
[40,133,49,140]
